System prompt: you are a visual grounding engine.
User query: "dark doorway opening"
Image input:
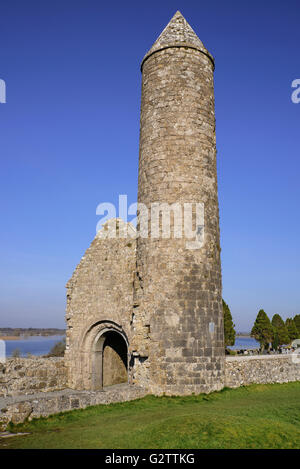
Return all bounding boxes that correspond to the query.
[102,331,128,387]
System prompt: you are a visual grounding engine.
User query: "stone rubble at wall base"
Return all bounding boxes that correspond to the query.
[0,384,147,431]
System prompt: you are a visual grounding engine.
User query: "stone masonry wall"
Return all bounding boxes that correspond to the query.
[0,358,67,398]
[0,355,299,430]
[225,355,300,388]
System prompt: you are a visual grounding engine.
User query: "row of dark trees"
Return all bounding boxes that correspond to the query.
[222,300,300,351]
[251,310,300,351]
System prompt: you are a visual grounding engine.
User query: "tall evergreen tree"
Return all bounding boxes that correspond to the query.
[285,318,299,342]
[293,314,300,336]
[272,331,280,351]
[251,310,273,351]
[223,299,236,347]
[271,314,289,347]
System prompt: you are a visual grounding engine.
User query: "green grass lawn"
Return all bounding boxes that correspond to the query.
[1,382,300,449]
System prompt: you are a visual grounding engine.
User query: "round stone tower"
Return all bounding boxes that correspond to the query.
[131,11,225,394]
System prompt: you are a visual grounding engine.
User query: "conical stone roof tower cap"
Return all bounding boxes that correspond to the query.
[141,11,214,70]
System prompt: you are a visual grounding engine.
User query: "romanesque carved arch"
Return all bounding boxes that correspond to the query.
[80,320,129,390]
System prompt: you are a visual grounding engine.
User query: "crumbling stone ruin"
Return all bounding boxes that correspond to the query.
[65,11,225,395]
[1,12,300,432]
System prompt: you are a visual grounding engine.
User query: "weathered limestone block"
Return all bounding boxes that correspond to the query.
[9,402,33,425]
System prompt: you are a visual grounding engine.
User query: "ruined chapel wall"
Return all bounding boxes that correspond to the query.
[65,228,136,389]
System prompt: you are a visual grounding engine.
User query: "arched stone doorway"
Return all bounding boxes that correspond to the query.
[92,328,128,390]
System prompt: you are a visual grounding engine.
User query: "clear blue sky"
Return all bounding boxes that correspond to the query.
[0,0,299,331]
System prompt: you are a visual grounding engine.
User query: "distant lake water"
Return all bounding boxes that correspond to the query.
[229,336,260,350]
[2,334,259,358]
[3,335,65,358]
